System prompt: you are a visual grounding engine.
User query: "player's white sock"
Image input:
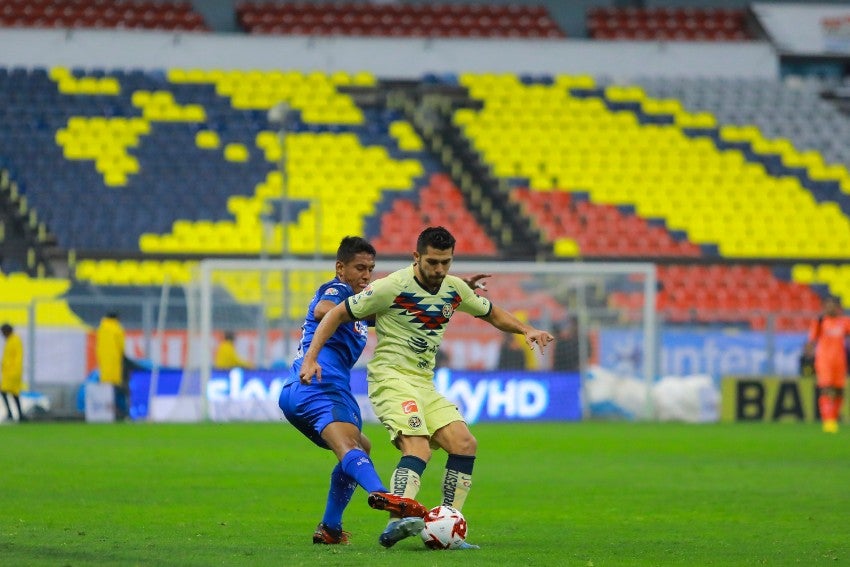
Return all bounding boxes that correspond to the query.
[390,467,421,500]
[442,454,475,511]
[441,468,473,511]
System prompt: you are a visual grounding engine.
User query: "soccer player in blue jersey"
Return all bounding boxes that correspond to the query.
[299,227,554,549]
[279,236,428,545]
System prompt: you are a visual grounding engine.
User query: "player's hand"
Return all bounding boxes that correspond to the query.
[525,329,555,354]
[462,273,491,291]
[299,359,322,384]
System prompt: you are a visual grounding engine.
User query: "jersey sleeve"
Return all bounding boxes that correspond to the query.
[345,276,397,320]
[319,282,349,306]
[453,276,493,318]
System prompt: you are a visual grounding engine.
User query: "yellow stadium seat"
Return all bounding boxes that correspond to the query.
[553,238,580,257]
[195,130,221,149]
[224,143,249,162]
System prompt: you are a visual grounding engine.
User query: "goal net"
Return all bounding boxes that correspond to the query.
[175,258,658,423]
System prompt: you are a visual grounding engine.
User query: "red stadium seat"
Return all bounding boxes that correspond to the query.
[236,1,565,38]
[586,6,752,41]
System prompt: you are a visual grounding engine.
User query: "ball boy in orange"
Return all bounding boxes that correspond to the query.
[806,296,850,433]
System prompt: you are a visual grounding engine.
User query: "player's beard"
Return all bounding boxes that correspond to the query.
[424,273,444,290]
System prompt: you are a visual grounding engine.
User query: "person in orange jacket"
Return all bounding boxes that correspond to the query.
[806,296,850,433]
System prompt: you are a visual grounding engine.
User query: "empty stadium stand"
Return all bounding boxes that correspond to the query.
[2,67,489,259]
[511,187,701,258]
[4,60,850,330]
[370,173,497,256]
[454,72,850,262]
[611,264,823,329]
[587,6,753,41]
[235,1,566,38]
[0,0,208,31]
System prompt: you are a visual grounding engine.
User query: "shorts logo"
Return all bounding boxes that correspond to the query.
[442,304,454,318]
[401,400,419,414]
[408,416,422,429]
[354,320,368,337]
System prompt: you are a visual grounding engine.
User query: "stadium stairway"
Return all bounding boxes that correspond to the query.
[380,82,546,258]
[0,165,58,276]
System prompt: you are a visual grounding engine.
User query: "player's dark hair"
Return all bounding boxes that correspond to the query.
[416,226,455,253]
[337,236,376,263]
[1,323,12,335]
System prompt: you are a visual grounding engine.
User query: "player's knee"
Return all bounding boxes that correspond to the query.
[456,433,477,455]
[444,432,476,456]
[359,433,372,455]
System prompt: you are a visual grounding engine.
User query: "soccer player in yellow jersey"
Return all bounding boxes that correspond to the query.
[299,226,555,549]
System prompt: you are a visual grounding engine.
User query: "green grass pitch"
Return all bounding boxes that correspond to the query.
[1,420,848,566]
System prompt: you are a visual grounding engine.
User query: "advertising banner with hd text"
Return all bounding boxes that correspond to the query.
[129,367,582,423]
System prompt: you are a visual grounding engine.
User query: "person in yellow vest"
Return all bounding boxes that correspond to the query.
[214,331,254,369]
[1,323,25,422]
[96,312,129,420]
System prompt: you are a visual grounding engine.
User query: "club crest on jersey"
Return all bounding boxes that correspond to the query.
[325,287,339,296]
[402,400,419,414]
[442,304,454,318]
[408,416,422,428]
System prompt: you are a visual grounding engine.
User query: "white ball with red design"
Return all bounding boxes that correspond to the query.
[419,505,467,550]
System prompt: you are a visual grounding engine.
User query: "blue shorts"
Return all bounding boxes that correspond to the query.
[278,381,363,449]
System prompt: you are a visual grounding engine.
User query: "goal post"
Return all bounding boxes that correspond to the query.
[185,258,658,423]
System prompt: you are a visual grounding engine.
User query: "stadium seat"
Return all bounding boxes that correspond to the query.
[0,0,209,31]
[235,1,566,38]
[0,271,85,327]
[587,7,751,41]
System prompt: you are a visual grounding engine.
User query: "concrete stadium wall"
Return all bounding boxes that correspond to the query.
[0,29,778,80]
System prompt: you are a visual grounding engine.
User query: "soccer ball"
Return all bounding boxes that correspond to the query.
[419,505,467,550]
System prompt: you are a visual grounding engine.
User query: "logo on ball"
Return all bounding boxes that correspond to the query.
[420,505,468,550]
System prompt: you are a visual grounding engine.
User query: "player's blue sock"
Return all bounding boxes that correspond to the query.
[341,448,387,494]
[321,463,357,531]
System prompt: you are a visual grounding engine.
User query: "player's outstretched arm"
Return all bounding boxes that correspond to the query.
[298,302,354,384]
[483,305,555,354]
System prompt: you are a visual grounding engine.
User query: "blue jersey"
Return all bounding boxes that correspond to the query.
[287,278,369,388]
